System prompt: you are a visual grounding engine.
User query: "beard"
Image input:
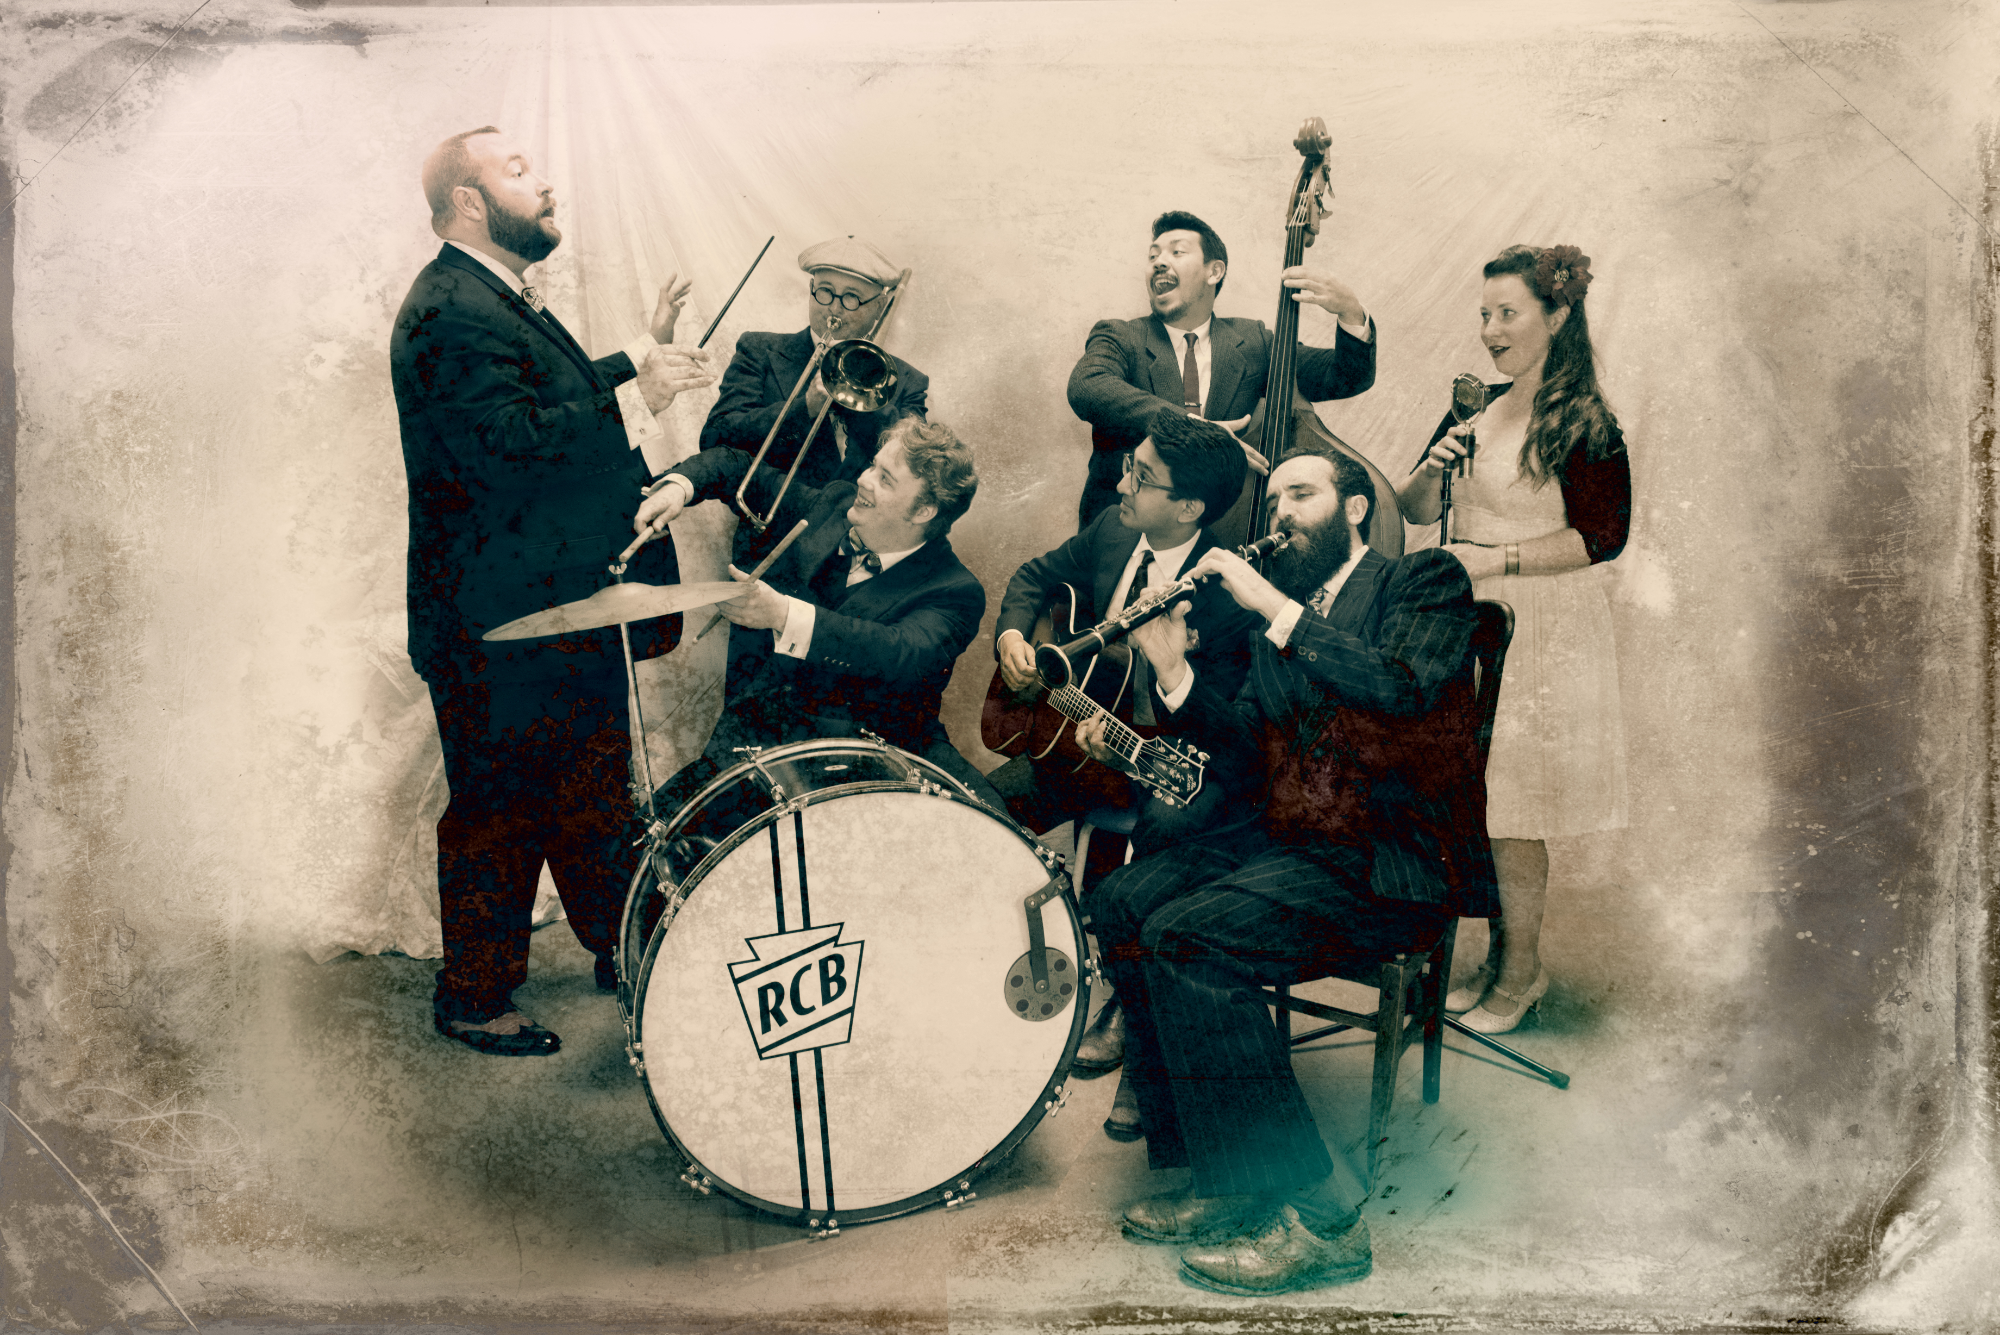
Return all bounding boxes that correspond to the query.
[479,185,559,263]
[1266,509,1354,603]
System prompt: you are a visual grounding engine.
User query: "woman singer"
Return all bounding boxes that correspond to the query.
[1396,243,1631,1036]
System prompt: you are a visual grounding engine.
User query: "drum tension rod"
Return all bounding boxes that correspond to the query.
[1021,874,1067,994]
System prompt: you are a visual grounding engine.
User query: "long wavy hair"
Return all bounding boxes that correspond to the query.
[1484,244,1622,485]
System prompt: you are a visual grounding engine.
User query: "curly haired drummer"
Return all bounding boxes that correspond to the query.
[635,416,1004,825]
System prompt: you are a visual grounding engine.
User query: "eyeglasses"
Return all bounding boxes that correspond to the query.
[1120,453,1173,493]
[811,286,883,312]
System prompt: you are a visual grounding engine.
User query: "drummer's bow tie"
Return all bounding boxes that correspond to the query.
[843,530,883,576]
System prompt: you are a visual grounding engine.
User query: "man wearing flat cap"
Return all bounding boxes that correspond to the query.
[697,236,929,488]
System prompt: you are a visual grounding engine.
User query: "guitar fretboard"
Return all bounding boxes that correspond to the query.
[1047,683,1147,764]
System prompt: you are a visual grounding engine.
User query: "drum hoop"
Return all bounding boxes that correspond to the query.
[663,738,972,837]
[618,737,972,1013]
[626,785,1093,1228]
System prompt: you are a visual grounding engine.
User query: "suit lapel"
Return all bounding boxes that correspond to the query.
[532,305,603,387]
[1093,521,1143,621]
[791,499,852,596]
[772,329,815,395]
[1142,317,1187,406]
[837,537,943,615]
[1205,320,1248,420]
[436,246,601,388]
[1327,549,1387,633]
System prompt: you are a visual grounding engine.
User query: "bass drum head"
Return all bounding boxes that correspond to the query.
[632,788,1086,1226]
[616,740,964,1020]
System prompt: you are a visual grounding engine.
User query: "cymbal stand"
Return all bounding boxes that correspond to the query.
[605,550,659,826]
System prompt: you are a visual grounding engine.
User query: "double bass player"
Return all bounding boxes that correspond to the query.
[1066,209,1378,529]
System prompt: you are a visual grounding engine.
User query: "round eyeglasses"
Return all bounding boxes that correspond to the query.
[1121,452,1173,492]
[812,286,883,312]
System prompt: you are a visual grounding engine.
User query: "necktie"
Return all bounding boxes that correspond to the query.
[1121,550,1156,725]
[1181,332,1201,414]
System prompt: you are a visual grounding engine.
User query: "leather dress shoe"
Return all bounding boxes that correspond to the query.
[1178,1205,1372,1295]
[1122,1187,1263,1245]
[594,954,620,994]
[1071,998,1125,1076]
[433,1010,561,1056]
[1102,1070,1143,1142]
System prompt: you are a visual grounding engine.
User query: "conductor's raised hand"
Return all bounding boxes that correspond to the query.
[717,564,790,631]
[636,344,715,415]
[649,272,693,345]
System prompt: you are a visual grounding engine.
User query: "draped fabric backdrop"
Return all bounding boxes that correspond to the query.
[4,0,1994,1326]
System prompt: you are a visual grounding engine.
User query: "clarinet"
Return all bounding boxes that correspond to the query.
[1033,532,1290,690]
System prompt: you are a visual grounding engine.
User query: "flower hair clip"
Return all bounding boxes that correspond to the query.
[1534,244,1592,308]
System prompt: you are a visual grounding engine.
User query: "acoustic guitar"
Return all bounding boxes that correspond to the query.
[979,583,1207,809]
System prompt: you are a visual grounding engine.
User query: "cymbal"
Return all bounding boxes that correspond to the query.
[483,581,744,641]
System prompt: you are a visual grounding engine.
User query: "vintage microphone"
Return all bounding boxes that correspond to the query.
[1439,372,1489,544]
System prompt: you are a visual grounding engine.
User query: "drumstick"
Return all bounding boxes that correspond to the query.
[690,519,810,643]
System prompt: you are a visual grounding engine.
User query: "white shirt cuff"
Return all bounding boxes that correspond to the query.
[1157,663,1195,713]
[615,335,681,475]
[1338,314,1373,343]
[657,474,696,507]
[1265,599,1305,648]
[773,597,816,659]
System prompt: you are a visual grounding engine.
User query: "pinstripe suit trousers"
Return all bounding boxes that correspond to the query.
[1091,827,1448,1199]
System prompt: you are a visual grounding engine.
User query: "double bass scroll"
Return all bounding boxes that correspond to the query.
[1231,117,1403,560]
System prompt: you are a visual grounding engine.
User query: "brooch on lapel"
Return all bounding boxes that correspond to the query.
[1184,627,1202,652]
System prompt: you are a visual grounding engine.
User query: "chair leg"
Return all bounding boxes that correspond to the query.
[1276,982,1292,1043]
[1368,960,1410,1186]
[1072,822,1095,899]
[1421,956,1445,1105]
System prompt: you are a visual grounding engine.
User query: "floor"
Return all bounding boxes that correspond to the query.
[124,828,1859,1335]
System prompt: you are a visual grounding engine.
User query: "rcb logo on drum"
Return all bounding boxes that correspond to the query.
[729,923,866,1059]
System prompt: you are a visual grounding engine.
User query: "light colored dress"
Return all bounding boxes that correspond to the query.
[1452,441,1628,841]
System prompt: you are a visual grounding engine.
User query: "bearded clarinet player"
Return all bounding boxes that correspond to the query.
[1076,442,1499,1295]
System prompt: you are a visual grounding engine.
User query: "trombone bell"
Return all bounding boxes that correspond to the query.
[823,339,897,414]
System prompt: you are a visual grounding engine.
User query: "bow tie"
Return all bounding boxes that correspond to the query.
[843,530,883,575]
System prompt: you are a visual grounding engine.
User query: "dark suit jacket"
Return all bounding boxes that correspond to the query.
[698,329,929,489]
[669,448,983,754]
[391,244,679,684]
[1066,314,1376,482]
[995,508,1261,709]
[1166,547,1500,917]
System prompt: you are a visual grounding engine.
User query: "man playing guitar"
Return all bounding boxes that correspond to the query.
[985,410,1259,1082]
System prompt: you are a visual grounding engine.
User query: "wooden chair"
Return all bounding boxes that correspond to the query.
[1266,599,1554,1187]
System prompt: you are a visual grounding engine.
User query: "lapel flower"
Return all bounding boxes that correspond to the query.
[1533,244,1592,308]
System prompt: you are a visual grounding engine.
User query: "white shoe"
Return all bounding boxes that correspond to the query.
[1457,969,1549,1035]
[1443,958,1495,1014]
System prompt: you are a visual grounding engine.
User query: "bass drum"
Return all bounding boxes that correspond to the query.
[620,739,1089,1229]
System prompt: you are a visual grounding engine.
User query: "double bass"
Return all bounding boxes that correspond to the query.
[1229,118,1403,558]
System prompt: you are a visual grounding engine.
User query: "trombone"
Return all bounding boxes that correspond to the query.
[734,268,912,531]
